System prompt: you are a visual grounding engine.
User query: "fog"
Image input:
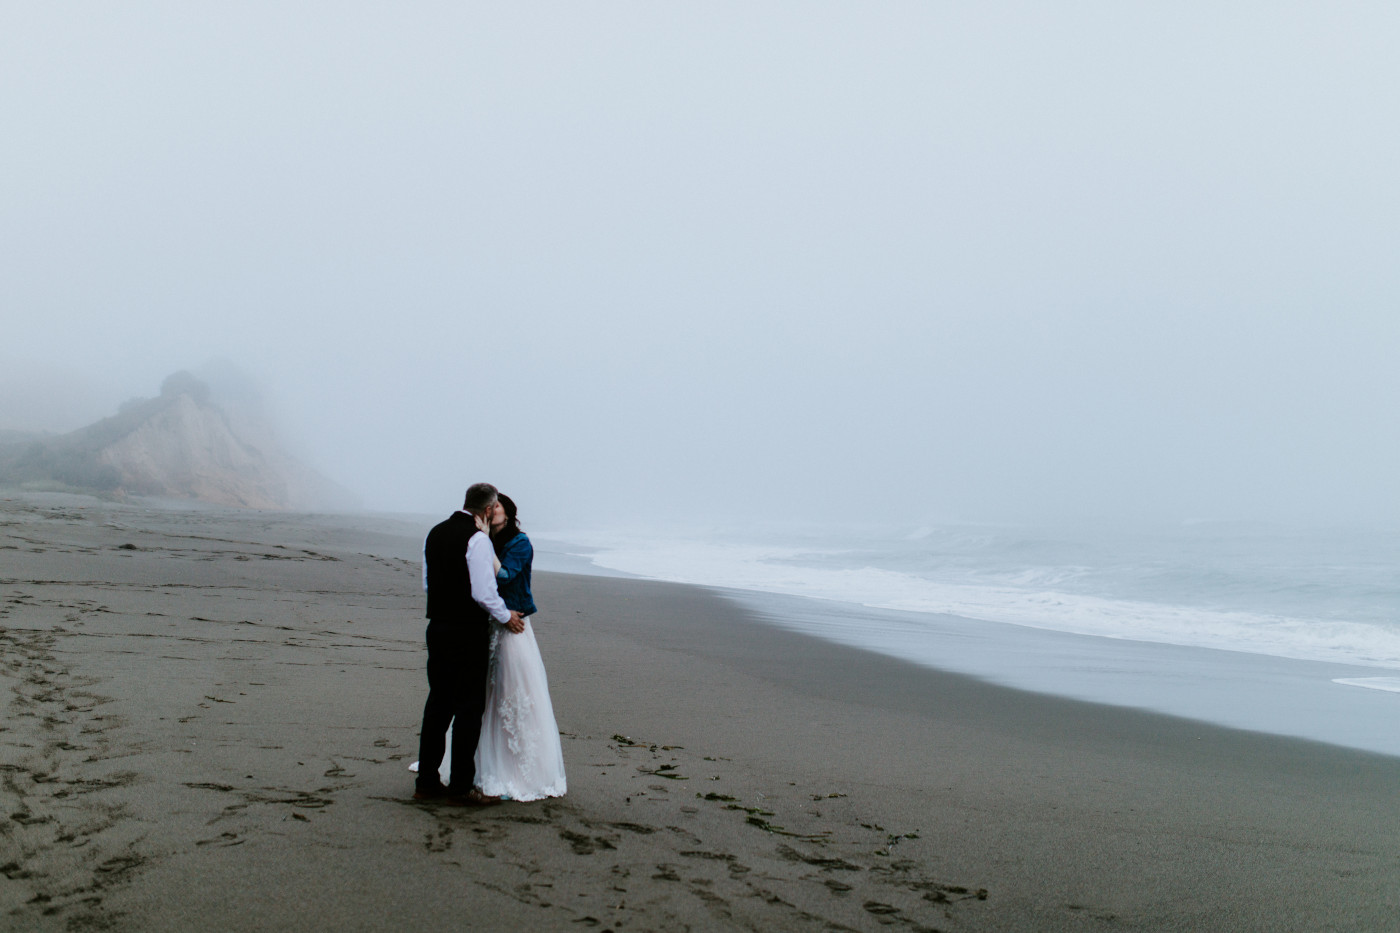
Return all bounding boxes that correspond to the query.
[3,3,1398,527]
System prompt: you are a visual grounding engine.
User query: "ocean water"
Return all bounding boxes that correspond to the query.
[534,521,1400,756]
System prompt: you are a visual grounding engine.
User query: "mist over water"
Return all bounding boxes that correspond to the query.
[531,518,1400,754]
[4,4,1400,530]
[538,519,1400,668]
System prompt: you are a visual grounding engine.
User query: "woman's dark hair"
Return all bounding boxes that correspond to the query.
[491,493,523,554]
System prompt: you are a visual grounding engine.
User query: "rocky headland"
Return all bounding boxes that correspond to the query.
[0,371,355,510]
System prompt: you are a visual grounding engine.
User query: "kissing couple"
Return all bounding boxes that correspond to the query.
[410,482,567,804]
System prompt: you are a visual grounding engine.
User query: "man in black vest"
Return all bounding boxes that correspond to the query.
[414,482,524,802]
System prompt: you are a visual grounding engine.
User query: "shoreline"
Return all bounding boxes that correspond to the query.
[541,570,1400,929]
[721,587,1400,759]
[533,538,1400,759]
[3,497,1397,930]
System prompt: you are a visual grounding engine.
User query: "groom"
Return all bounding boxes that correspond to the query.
[415,482,524,803]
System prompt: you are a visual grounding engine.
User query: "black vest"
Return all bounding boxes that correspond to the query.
[424,512,489,624]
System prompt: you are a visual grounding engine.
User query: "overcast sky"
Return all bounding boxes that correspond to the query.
[3,2,1398,526]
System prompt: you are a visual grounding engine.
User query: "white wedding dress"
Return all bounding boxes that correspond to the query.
[474,617,567,800]
[411,616,567,801]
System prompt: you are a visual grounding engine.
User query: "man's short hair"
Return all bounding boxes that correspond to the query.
[463,482,499,515]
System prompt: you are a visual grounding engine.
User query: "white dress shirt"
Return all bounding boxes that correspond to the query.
[421,512,512,626]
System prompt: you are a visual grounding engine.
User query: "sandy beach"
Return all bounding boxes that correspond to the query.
[2,495,1397,932]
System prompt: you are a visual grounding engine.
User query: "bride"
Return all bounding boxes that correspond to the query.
[471,494,566,800]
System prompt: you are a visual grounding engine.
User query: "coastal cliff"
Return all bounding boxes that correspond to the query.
[0,371,355,510]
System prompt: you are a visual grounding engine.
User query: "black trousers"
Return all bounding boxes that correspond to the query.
[416,618,490,793]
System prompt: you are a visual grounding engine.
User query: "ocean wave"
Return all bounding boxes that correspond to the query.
[539,532,1400,671]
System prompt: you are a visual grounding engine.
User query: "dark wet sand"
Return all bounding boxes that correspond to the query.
[1,495,1397,931]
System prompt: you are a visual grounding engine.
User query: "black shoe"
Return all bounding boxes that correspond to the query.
[412,784,450,801]
[443,788,503,807]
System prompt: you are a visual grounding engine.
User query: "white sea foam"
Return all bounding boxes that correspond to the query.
[1333,677,1400,693]
[536,530,1400,671]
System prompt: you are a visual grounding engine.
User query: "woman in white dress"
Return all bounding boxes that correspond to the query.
[472,494,567,801]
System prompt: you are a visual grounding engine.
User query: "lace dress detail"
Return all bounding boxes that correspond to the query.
[473,617,567,801]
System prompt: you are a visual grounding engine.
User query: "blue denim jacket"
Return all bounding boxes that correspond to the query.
[494,532,537,616]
